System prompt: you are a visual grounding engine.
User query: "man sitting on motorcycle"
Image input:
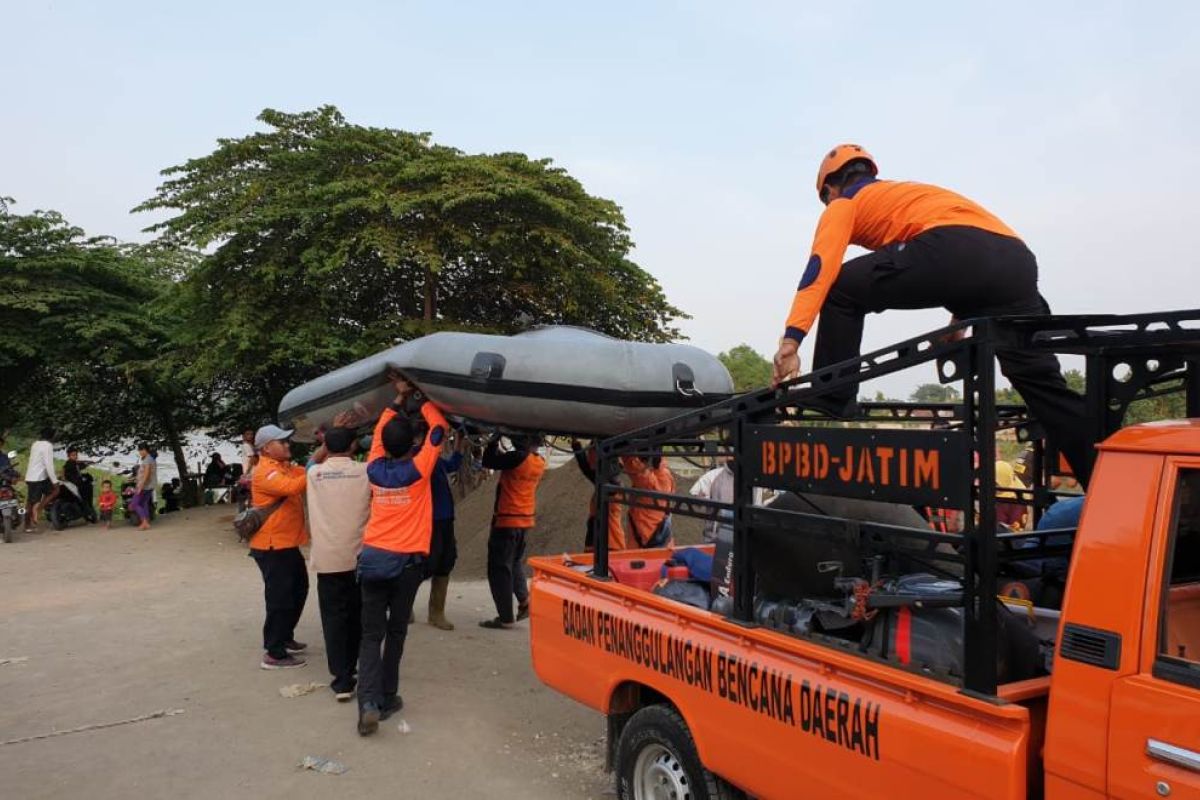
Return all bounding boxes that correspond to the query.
[63,447,97,523]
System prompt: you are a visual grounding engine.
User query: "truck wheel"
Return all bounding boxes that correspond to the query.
[616,705,742,800]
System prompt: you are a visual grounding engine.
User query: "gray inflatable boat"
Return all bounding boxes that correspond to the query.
[278,326,734,442]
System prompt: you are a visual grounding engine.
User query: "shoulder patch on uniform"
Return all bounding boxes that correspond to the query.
[798,255,822,290]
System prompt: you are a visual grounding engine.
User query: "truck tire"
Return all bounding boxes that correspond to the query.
[615,705,743,800]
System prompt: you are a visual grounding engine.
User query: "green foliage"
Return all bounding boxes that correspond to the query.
[1001,368,1184,424]
[0,200,210,483]
[909,383,961,403]
[718,344,771,392]
[136,106,686,424]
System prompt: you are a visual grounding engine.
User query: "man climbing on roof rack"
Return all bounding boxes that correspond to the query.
[771,144,1095,485]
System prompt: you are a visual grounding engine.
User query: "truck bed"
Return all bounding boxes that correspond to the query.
[530,549,1046,800]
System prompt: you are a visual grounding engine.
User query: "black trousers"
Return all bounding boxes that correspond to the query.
[427,518,458,578]
[317,571,361,692]
[358,563,423,710]
[487,527,529,623]
[250,547,309,659]
[813,225,1094,486]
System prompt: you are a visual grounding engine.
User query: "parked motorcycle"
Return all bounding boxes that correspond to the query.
[46,474,97,530]
[1,451,22,543]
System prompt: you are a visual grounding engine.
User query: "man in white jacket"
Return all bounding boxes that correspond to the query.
[689,461,768,542]
[306,426,370,701]
[24,428,58,531]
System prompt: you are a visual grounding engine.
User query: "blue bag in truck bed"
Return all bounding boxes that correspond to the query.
[664,547,714,583]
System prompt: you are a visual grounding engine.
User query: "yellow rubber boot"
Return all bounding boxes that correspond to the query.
[427,575,455,631]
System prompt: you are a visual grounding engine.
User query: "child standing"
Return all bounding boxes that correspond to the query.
[97,480,118,530]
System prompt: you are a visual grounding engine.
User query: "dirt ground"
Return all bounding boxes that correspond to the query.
[0,506,613,800]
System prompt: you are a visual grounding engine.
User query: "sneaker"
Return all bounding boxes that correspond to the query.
[357,703,380,736]
[334,689,354,703]
[284,640,308,653]
[379,694,404,721]
[260,653,307,670]
[479,617,514,629]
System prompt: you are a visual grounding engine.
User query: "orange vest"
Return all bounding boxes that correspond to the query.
[493,453,547,529]
[362,402,448,555]
[249,455,308,550]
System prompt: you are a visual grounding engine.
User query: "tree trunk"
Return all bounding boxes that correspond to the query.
[151,393,197,508]
[423,265,437,325]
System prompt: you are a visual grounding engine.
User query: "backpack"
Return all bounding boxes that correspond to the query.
[232,498,286,543]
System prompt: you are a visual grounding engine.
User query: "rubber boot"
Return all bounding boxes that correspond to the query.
[427,575,455,631]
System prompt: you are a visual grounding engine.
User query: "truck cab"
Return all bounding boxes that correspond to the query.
[529,310,1200,799]
[1046,423,1200,799]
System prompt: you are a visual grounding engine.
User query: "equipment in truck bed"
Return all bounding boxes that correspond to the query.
[586,309,1200,695]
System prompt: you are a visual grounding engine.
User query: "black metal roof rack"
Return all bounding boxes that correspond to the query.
[586,310,1200,696]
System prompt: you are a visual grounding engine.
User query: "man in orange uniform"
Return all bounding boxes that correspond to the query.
[355,377,448,735]
[621,455,675,548]
[772,145,1093,485]
[571,439,628,553]
[249,425,310,670]
[479,434,547,629]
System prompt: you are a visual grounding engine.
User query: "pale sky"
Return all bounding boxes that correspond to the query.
[5,0,1198,397]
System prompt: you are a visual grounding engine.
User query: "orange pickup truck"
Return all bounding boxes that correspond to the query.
[529,311,1200,800]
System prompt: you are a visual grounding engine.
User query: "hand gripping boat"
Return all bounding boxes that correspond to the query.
[278,326,734,442]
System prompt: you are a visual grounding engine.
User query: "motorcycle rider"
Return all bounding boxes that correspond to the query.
[63,447,97,523]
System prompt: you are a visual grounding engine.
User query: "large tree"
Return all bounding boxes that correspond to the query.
[136,106,686,425]
[718,344,771,392]
[0,200,209,487]
[909,383,962,404]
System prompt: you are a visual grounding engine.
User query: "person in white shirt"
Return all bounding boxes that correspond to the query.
[240,429,258,475]
[23,428,58,531]
[306,426,370,702]
[688,459,768,542]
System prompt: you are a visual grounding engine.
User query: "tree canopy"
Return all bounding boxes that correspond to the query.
[718,344,772,392]
[136,106,685,423]
[0,199,209,484]
[908,383,962,404]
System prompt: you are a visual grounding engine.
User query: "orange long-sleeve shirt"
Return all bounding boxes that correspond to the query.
[249,454,309,550]
[783,180,1019,342]
[621,456,675,546]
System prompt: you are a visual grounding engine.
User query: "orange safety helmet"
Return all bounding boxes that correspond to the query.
[816,144,878,198]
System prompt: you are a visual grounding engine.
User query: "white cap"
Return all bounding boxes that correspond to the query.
[254,424,294,449]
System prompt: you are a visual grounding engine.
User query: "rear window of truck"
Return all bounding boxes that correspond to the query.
[1157,469,1200,687]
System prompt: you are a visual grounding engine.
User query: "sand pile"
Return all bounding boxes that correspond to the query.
[453,462,705,579]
